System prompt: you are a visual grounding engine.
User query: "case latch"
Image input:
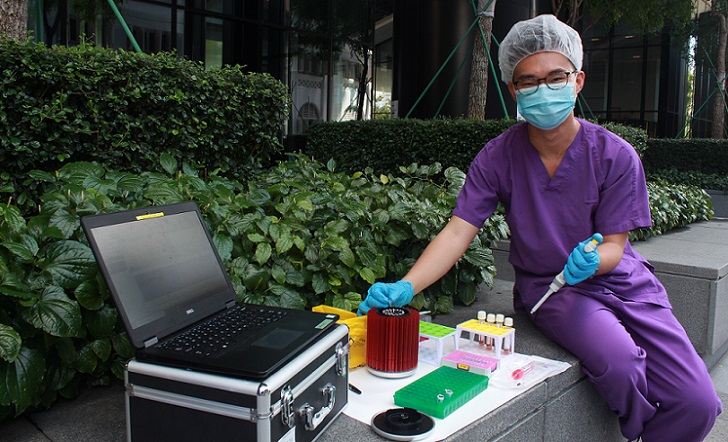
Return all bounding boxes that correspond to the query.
[335,341,348,376]
[298,384,336,431]
[281,385,295,428]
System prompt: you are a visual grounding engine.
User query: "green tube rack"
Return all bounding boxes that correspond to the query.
[393,366,490,419]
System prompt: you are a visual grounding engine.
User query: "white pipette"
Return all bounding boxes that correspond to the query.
[530,237,601,314]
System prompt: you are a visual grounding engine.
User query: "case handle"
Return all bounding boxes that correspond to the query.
[281,386,295,428]
[298,384,336,431]
[335,341,348,376]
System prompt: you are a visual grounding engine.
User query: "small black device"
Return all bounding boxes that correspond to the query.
[371,407,435,441]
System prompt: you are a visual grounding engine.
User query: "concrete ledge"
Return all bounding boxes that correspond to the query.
[631,220,728,369]
[491,219,728,370]
[707,190,728,218]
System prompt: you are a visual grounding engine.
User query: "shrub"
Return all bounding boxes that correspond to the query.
[0,156,508,419]
[631,179,714,241]
[304,118,518,177]
[0,39,289,210]
[597,120,649,158]
[643,139,728,175]
[647,168,728,192]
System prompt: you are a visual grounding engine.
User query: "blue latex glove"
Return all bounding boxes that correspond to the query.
[357,280,414,316]
[563,233,603,285]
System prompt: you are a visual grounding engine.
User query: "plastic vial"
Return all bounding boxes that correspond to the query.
[495,313,505,328]
[503,316,514,354]
[477,310,486,346]
[512,361,535,380]
[486,313,496,350]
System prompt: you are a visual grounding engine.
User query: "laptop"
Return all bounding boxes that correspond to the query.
[81,201,339,379]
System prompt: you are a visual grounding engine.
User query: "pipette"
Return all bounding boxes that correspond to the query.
[530,237,601,314]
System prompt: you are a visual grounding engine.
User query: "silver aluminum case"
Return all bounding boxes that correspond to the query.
[125,323,349,442]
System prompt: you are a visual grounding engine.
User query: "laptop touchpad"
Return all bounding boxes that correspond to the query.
[252,329,304,350]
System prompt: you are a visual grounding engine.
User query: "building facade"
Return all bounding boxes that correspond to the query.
[26,0,695,140]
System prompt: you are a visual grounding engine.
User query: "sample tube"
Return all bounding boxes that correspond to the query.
[486,313,496,350]
[503,316,513,354]
[495,313,504,328]
[477,310,486,346]
[512,361,535,380]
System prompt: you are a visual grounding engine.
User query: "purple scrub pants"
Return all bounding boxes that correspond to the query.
[530,288,722,441]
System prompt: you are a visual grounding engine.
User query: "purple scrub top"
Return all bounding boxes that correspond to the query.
[453,119,669,308]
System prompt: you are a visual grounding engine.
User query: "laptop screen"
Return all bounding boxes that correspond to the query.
[84,205,236,347]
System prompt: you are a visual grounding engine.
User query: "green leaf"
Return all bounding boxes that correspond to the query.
[0,285,36,300]
[46,365,76,392]
[76,344,98,374]
[271,265,287,284]
[269,284,305,309]
[356,245,385,276]
[26,169,57,183]
[41,240,97,288]
[160,152,178,175]
[74,280,105,311]
[463,247,493,268]
[285,269,306,286]
[457,283,477,306]
[332,292,362,311]
[243,267,269,291]
[58,162,105,183]
[293,235,306,251]
[0,347,45,415]
[296,199,314,212]
[1,205,26,234]
[312,273,331,294]
[324,234,348,250]
[325,219,350,235]
[48,207,79,238]
[213,234,233,261]
[111,333,135,359]
[444,166,466,187]
[89,339,112,361]
[23,285,83,337]
[85,304,118,337]
[339,246,355,268]
[254,243,272,265]
[275,234,294,254]
[248,188,272,205]
[433,295,455,313]
[2,242,36,263]
[143,185,185,202]
[358,267,377,284]
[247,233,266,243]
[0,324,22,363]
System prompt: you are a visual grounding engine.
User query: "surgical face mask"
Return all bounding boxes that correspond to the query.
[515,83,576,130]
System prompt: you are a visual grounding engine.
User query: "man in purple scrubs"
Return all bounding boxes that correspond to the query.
[358,14,722,441]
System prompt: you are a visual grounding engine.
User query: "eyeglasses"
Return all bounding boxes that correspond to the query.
[513,71,578,96]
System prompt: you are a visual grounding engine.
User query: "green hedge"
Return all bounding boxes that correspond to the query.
[0,39,289,207]
[0,157,508,420]
[305,118,649,176]
[305,118,519,176]
[643,139,728,175]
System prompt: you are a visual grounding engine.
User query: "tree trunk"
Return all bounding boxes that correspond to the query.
[711,14,728,139]
[0,0,28,40]
[356,49,370,120]
[468,1,495,119]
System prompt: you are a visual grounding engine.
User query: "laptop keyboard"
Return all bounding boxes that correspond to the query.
[157,305,287,356]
